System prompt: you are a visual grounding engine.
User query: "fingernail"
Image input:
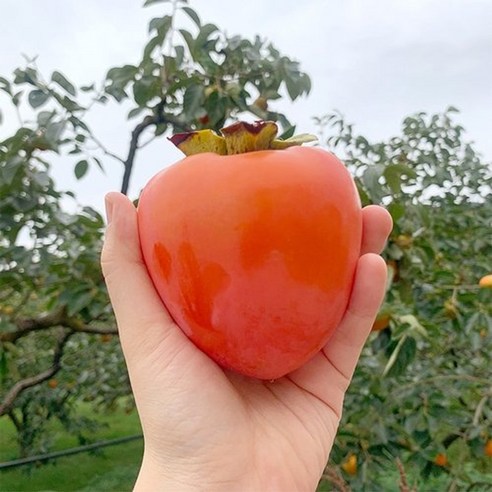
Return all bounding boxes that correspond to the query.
[105,194,115,224]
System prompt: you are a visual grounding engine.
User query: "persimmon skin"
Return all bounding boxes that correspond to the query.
[138,146,362,379]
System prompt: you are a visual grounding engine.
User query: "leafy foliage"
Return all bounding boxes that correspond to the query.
[316,108,492,489]
[0,1,311,457]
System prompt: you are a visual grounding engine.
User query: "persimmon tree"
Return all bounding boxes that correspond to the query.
[317,108,492,490]
[0,0,311,457]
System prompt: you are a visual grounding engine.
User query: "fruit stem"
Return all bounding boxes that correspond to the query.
[169,120,317,157]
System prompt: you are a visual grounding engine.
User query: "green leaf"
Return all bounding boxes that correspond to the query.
[2,156,24,185]
[174,45,185,66]
[133,76,160,106]
[278,126,296,140]
[105,85,128,102]
[384,163,417,194]
[446,105,459,113]
[80,83,95,92]
[163,55,176,78]
[69,115,90,132]
[398,314,428,338]
[447,437,471,465]
[197,23,218,43]
[66,290,94,316]
[32,171,51,188]
[179,29,195,56]
[0,76,10,87]
[362,164,385,200]
[74,159,89,179]
[44,121,66,148]
[0,76,12,95]
[28,89,49,108]
[13,67,38,85]
[52,70,77,96]
[143,35,162,60]
[183,84,204,117]
[93,157,105,173]
[285,76,301,100]
[12,91,23,107]
[388,202,405,222]
[354,177,372,206]
[383,335,417,378]
[143,0,170,6]
[128,106,146,119]
[154,122,167,136]
[58,95,84,112]
[106,65,138,88]
[182,6,201,26]
[148,15,172,38]
[37,110,56,126]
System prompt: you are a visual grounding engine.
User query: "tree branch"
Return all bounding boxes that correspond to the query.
[0,330,73,416]
[7,410,22,432]
[61,316,118,336]
[321,465,350,492]
[0,307,117,343]
[396,458,416,492]
[120,115,156,195]
[0,307,66,343]
[88,131,126,164]
[119,104,191,196]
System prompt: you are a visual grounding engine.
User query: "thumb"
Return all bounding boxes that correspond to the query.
[101,192,183,363]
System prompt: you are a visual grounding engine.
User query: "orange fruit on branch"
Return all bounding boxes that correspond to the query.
[479,274,492,288]
[341,453,358,475]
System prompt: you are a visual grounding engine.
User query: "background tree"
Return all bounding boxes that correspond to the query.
[0,0,311,457]
[316,108,492,490]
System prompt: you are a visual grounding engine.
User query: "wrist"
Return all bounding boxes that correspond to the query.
[134,453,199,492]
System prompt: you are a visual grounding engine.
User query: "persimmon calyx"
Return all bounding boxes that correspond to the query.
[168,120,318,156]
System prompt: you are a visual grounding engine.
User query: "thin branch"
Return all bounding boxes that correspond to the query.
[7,410,22,432]
[394,374,490,394]
[0,330,73,416]
[321,465,350,492]
[472,388,491,426]
[0,307,117,343]
[61,316,118,336]
[120,115,157,195]
[138,134,157,149]
[396,458,416,492]
[88,131,125,164]
[0,307,66,343]
[119,104,190,195]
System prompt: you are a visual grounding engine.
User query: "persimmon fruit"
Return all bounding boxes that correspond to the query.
[485,439,492,457]
[434,453,448,467]
[341,453,358,475]
[479,274,492,288]
[138,121,362,379]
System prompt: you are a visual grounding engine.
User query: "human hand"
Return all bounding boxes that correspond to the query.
[101,191,392,491]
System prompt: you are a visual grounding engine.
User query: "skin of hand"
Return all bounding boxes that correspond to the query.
[101,191,392,492]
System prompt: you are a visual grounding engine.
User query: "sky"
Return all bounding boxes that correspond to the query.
[1,0,491,213]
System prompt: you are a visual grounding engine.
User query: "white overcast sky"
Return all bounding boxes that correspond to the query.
[1,0,491,212]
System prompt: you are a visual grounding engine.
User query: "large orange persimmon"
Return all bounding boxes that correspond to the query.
[137,122,362,379]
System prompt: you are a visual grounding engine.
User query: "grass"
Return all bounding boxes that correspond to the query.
[2,407,490,491]
[0,406,143,492]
